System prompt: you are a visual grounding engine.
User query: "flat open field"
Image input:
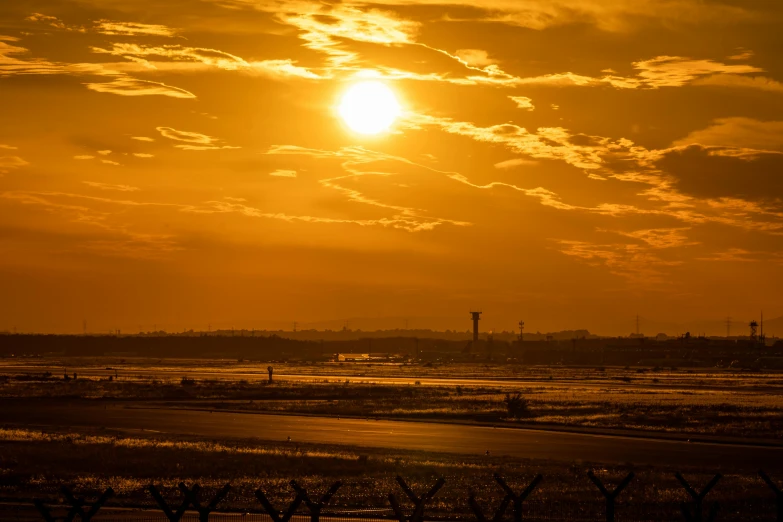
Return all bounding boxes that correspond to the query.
[2,358,783,520]
[2,358,782,440]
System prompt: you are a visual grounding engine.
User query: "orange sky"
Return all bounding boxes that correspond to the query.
[1,1,782,335]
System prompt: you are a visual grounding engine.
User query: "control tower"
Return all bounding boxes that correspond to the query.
[470,310,482,343]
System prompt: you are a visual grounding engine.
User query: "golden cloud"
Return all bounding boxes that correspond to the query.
[84,78,196,98]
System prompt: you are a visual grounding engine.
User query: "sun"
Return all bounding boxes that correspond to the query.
[338,81,401,135]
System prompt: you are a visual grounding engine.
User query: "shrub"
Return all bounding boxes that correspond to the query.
[180,376,196,386]
[504,392,530,419]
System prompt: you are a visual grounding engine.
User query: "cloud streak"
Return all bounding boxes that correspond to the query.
[85,78,196,98]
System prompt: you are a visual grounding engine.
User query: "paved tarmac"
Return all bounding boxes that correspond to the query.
[1,401,780,471]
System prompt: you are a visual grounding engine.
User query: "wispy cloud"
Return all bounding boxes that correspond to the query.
[26,13,84,32]
[156,126,239,150]
[85,78,196,98]
[692,73,783,93]
[26,13,176,37]
[727,49,754,61]
[82,181,139,192]
[455,49,497,67]
[556,239,682,285]
[0,190,180,259]
[608,227,697,249]
[270,170,297,177]
[509,96,534,110]
[1,37,197,99]
[631,56,763,87]
[266,144,471,231]
[494,158,538,169]
[0,155,29,174]
[91,43,322,79]
[94,21,176,37]
[674,117,783,151]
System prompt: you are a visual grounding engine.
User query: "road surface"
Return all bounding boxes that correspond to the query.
[1,401,779,470]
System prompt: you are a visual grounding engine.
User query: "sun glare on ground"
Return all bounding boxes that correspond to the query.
[338,81,401,135]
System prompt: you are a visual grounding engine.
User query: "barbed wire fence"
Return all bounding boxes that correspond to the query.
[3,470,782,522]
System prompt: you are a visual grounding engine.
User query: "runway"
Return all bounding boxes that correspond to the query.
[3,362,775,393]
[1,400,779,470]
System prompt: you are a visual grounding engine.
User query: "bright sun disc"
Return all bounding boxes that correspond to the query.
[339,81,401,135]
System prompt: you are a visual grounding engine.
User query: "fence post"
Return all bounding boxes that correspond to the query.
[468,490,511,522]
[178,482,231,522]
[34,486,113,522]
[32,499,58,522]
[493,473,543,522]
[148,483,192,522]
[255,487,304,522]
[675,472,721,522]
[759,470,783,522]
[290,480,342,522]
[587,471,634,522]
[388,476,445,522]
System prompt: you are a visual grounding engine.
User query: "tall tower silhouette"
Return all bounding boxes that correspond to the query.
[470,310,482,343]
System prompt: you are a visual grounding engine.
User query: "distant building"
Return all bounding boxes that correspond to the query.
[334,352,405,362]
[336,353,371,362]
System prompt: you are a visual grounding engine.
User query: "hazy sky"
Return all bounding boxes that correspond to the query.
[2,0,782,334]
